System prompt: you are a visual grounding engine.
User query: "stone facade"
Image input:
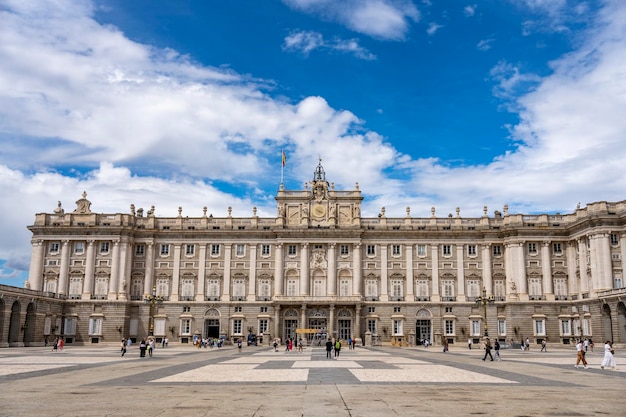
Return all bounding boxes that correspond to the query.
[1,161,625,348]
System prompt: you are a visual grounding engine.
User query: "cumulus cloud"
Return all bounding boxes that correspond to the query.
[282,0,420,40]
[283,30,376,60]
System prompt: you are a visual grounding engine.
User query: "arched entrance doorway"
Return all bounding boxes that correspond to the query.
[415,309,432,345]
[8,301,21,347]
[24,302,36,346]
[307,308,327,345]
[203,308,221,339]
[283,309,299,342]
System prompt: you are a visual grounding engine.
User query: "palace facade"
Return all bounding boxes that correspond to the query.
[1,161,626,348]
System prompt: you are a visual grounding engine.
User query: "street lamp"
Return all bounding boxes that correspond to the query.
[144,286,164,336]
[475,287,495,337]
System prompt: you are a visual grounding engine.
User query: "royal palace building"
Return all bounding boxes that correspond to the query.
[1,161,625,348]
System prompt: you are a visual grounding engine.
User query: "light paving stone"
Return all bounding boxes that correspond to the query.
[350,364,517,383]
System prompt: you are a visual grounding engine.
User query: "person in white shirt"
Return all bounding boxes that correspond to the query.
[575,339,588,369]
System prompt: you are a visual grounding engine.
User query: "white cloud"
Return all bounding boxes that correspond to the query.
[282,0,420,40]
[426,22,444,36]
[283,30,376,60]
[477,38,494,51]
[464,4,477,17]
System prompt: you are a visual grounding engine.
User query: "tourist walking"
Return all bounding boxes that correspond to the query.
[120,339,127,356]
[326,338,333,359]
[468,338,473,350]
[575,339,588,369]
[52,337,59,352]
[494,340,501,361]
[482,338,494,361]
[334,339,342,358]
[600,341,616,370]
[139,339,147,357]
[541,340,547,352]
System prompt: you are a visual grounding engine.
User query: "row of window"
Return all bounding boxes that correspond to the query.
[49,237,623,260]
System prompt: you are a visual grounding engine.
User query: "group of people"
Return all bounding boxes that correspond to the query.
[121,338,156,357]
[576,338,616,370]
[51,337,64,351]
[325,338,343,358]
[481,338,501,361]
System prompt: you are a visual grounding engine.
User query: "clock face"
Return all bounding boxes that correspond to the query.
[312,204,326,218]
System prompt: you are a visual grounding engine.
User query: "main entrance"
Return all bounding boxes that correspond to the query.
[285,319,298,342]
[338,319,351,341]
[416,319,431,344]
[205,319,220,338]
[308,318,327,345]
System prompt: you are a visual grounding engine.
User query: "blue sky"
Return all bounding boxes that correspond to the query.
[0,0,625,288]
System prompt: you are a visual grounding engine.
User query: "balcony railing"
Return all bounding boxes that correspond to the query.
[441,296,456,302]
[205,296,220,301]
[414,296,430,301]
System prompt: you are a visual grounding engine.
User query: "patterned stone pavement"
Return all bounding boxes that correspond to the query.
[0,344,624,416]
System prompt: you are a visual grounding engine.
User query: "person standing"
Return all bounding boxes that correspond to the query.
[600,341,616,370]
[325,338,333,359]
[468,338,473,350]
[120,339,127,357]
[575,339,588,369]
[541,340,547,352]
[494,340,501,361]
[52,337,59,352]
[334,339,342,358]
[58,338,64,351]
[139,339,147,358]
[482,338,494,361]
[525,338,530,351]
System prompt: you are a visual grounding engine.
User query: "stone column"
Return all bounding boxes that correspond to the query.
[431,244,440,301]
[329,304,335,339]
[578,238,589,294]
[196,243,207,301]
[456,244,465,301]
[223,244,232,299]
[621,234,626,286]
[108,240,120,300]
[143,242,154,296]
[405,245,414,298]
[566,241,578,296]
[541,242,554,300]
[354,303,362,341]
[118,239,130,300]
[516,243,528,298]
[352,243,362,296]
[82,240,95,299]
[171,244,181,300]
[28,239,45,291]
[274,244,284,295]
[58,240,70,296]
[300,243,309,296]
[481,244,492,296]
[274,305,281,341]
[600,234,613,290]
[380,245,388,301]
[248,244,257,299]
[327,243,336,295]
[300,304,307,333]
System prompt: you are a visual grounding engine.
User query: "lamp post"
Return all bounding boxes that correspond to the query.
[144,286,164,336]
[475,287,495,337]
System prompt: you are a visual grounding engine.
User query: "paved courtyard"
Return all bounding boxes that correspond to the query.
[0,343,623,416]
